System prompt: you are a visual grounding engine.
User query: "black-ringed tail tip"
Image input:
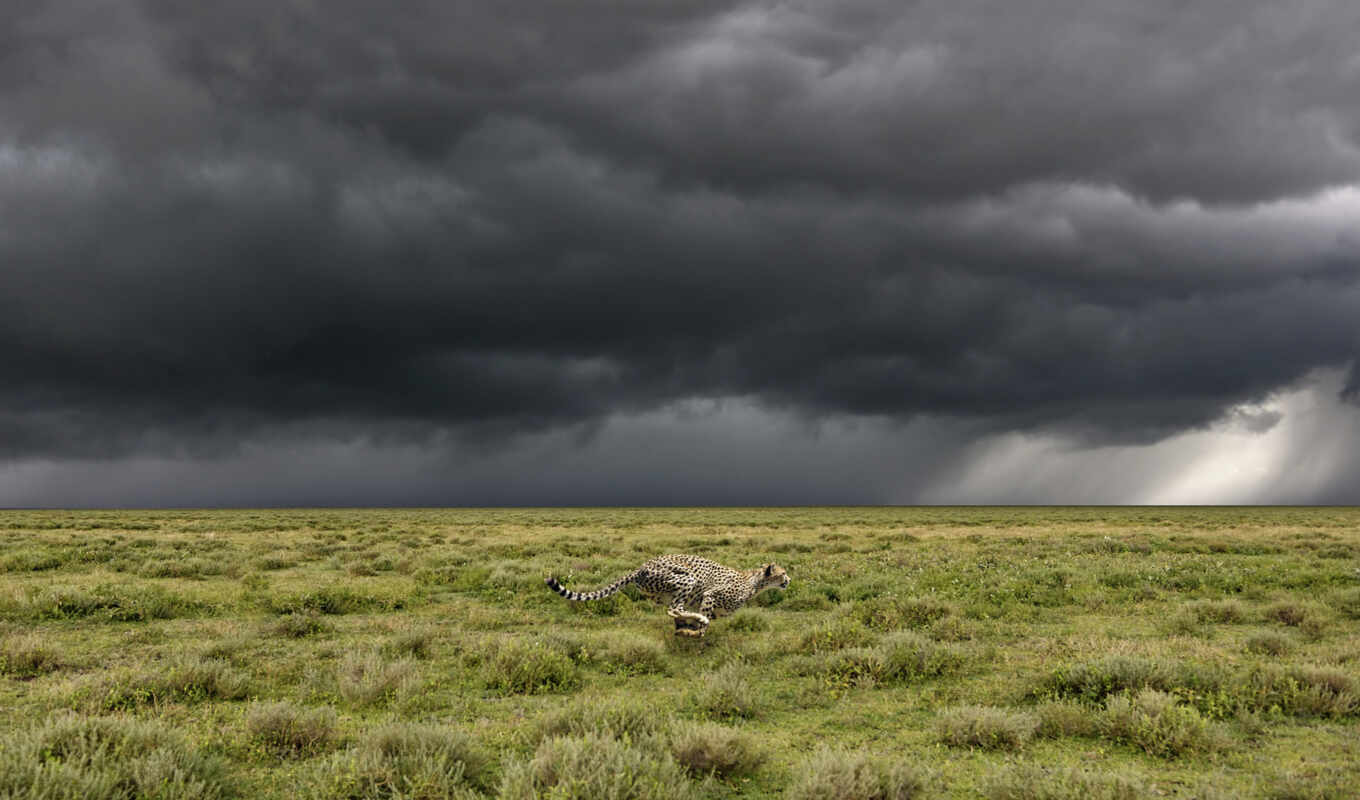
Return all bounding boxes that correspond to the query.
[543,555,789,637]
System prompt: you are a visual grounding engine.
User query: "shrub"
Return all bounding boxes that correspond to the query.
[690,664,760,720]
[726,608,772,632]
[268,585,404,616]
[597,633,667,675]
[246,702,339,758]
[487,640,578,695]
[786,745,926,800]
[1034,701,1100,739]
[1036,656,1176,703]
[878,632,967,683]
[255,553,298,571]
[382,628,435,660]
[138,557,233,579]
[1190,599,1248,624]
[1265,769,1356,800]
[821,648,887,688]
[27,583,205,622]
[1245,631,1293,656]
[0,548,63,572]
[0,634,67,678]
[798,616,875,654]
[936,706,1038,750]
[337,653,417,706]
[669,721,766,778]
[320,722,493,798]
[102,658,251,708]
[538,695,673,741]
[1264,602,1311,627]
[499,733,693,800]
[984,765,1146,800]
[0,713,234,800]
[1234,664,1360,718]
[1101,690,1219,758]
[269,612,334,639]
[1330,588,1360,619]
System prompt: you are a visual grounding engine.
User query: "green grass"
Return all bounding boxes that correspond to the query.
[0,507,1358,798]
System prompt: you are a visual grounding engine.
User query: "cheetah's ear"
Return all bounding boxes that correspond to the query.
[763,564,774,577]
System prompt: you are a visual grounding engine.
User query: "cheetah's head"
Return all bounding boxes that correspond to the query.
[758,563,790,591]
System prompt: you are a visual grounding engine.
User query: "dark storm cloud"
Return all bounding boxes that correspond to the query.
[2,0,1360,471]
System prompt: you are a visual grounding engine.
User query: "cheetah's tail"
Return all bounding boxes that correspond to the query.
[544,569,641,602]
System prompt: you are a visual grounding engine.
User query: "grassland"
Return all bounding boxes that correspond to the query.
[1,507,1358,799]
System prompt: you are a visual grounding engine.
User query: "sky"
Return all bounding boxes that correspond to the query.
[3,0,1360,507]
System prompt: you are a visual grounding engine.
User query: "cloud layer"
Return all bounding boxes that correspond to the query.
[3,0,1359,503]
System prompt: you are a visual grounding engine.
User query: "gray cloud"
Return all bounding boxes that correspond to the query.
[3,0,1360,502]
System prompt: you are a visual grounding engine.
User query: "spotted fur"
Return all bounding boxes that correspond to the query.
[545,554,791,637]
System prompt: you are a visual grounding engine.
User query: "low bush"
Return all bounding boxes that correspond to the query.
[487,640,578,695]
[1034,701,1100,739]
[382,628,435,659]
[0,714,235,800]
[0,548,64,572]
[1330,588,1360,619]
[878,631,967,683]
[785,745,926,800]
[246,702,339,758]
[537,695,673,741]
[798,616,875,654]
[669,721,766,778]
[936,706,1038,750]
[267,585,407,616]
[1245,631,1293,656]
[984,765,1146,800]
[102,658,251,709]
[690,664,760,720]
[25,583,206,622]
[1264,601,1312,627]
[1189,599,1248,624]
[499,733,694,800]
[1100,690,1219,758]
[597,633,668,675]
[726,608,772,632]
[0,633,67,678]
[318,722,493,798]
[1036,656,1182,704]
[850,596,954,631]
[337,652,417,707]
[269,612,334,639]
[138,557,234,579]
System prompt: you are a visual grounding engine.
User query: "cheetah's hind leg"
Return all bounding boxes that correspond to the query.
[668,602,710,637]
[673,613,708,636]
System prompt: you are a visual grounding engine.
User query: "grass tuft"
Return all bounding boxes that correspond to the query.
[785,745,927,800]
[936,706,1038,750]
[1100,689,1220,758]
[0,633,68,678]
[268,612,334,639]
[318,722,493,797]
[538,695,673,741]
[246,702,339,758]
[984,765,1146,800]
[486,640,579,695]
[690,663,760,720]
[0,713,234,799]
[669,721,766,778]
[499,733,693,800]
[102,657,251,708]
[337,652,417,706]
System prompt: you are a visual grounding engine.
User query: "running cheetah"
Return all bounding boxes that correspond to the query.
[545,554,791,637]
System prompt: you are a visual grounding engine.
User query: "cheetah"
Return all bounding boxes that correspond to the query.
[545,554,790,637]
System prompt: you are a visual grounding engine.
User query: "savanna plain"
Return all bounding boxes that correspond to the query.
[1,507,1358,800]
